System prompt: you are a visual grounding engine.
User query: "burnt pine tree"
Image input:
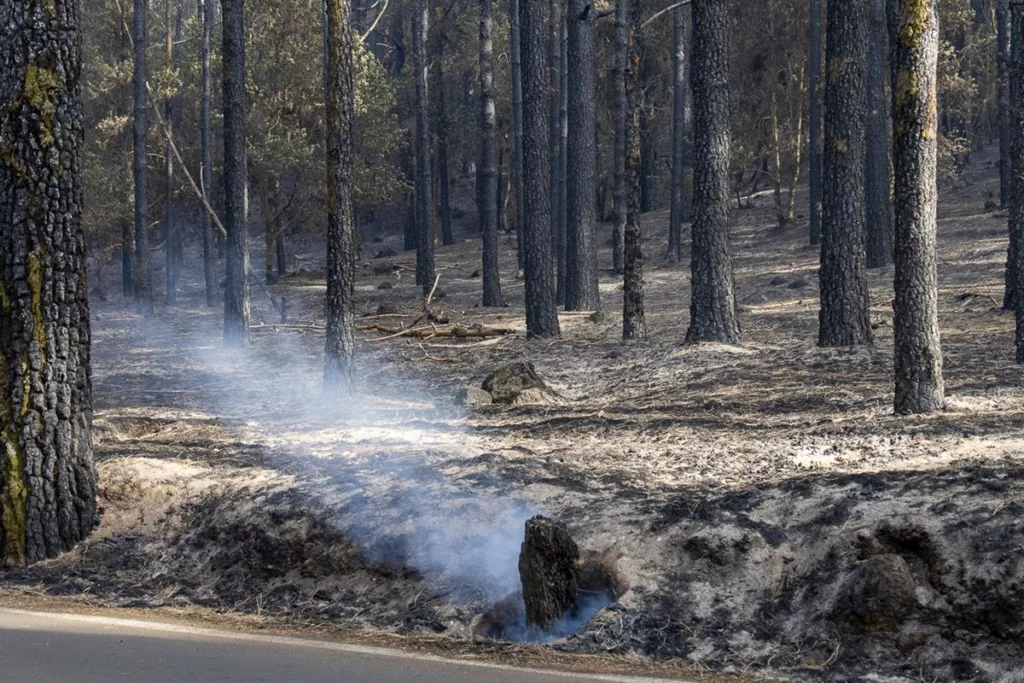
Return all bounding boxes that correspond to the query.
[611,0,627,274]
[133,0,154,313]
[324,0,357,390]
[510,0,526,271]
[200,0,217,308]
[0,0,99,567]
[1013,0,1024,359]
[413,0,435,294]
[668,6,692,264]
[436,40,455,247]
[999,0,1012,209]
[622,0,647,341]
[119,9,134,299]
[549,0,566,303]
[686,0,740,345]
[809,0,823,246]
[164,0,179,304]
[865,0,893,269]
[1006,3,1022,311]
[893,0,945,413]
[521,0,561,337]
[558,19,568,295]
[565,0,601,311]
[222,0,251,346]
[819,0,873,347]
[480,0,503,307]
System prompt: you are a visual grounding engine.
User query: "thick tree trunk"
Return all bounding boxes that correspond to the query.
[559,20,569,300]
[519,517,579,632]
[0,0,99,567]
[133,0,154,313]
[413,0,435,294]
[866,0,894,269]
[685,0,740,345]
[1012,0,1024,358]
[324,0,357,391]
[611,0,627,275]
[809,0,823,246]
[164,0,179,304]
[622,0,647,341]
[565,0,601,311]
[999,0,1012,209]
[200,0,217,307]
[668,8,692,264]
[549,0,566,304]
[222,0,251,347]
[893,0,945,413]
[510,0,526,272]
[480,0,503,307]
[819,0,873,348]
[521,0,561,337]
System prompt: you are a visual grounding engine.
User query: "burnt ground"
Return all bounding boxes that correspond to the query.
[2,147,1024,682]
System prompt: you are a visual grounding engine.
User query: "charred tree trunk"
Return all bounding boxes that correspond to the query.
[324,0,357,391]
[436,31,455,247]
[999,0,1012,209]
[276,233,287,278]
[222,0,251,346]
[809,0,823,246]
[549,0,566,305]
[819,0,873,348]
[521,0,561,337]
[668,7,692,264]
[639,50,656,214]
[565,0,601,311]
[518,517,579,631]
[480,0,503,307]
[866,0,894,269]
[685,0,740,345]
[559,20,569,300]
[1012,0,1024,357]
[200,0,217,307]
[611,0,627,275]
[622,0,647,340]
[133,0,154,313]
[164,0,179,304]
[510,0,526,271]
[893,0,945,413]
[0,0,99,567]
[413,0,435,294]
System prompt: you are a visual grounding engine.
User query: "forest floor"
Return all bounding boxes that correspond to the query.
[2,148,1024,682]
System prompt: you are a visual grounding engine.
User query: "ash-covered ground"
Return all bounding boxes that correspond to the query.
[3,148,1024,682]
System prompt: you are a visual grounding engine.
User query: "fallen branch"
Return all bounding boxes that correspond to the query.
[362,323,517,341]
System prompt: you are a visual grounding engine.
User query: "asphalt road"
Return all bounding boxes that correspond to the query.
[0,609,674,683]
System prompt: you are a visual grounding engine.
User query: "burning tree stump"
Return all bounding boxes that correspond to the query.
[518,516,580,630]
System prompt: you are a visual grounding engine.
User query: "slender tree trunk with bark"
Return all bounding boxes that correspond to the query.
[324,0,357,391]
[521,0,561,337]
[622,0,647,340]
[559,20,568,297]
[510,0,526,271]
[549,0,565,304]
[436,30,455,247]
[668,7,691,264]
[222,0,251,347]
[611,0,627,274]
[165,0,179,304]
[893,0,945,413]
[413,0,434,294]
[639,50,656,214]
[866,0,894,269]
[819,0,873,347]
[809,0,823,246]
[565,0,601,311]
[1012,0,1024,357]
[133,0,154,313]
[200,0,217,307]
[0,0,99,567]
[686,0,740,345]
[480,0,503,307]
[999,0,1012,209]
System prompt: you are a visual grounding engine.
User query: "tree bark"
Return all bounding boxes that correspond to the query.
[611,0,627,275]
[1012,0,1024,359]
[685,0,740,345]
[200,0,217,307]
[0,0,99,567]
[819,0,873,348]
[164,0,179,304]
[519,516,580,632]
[324,0,357,391]
[622,0,647,341]
[436,28,455,247]
[809,0,823,246]
[510,0,526,272]
[893,0,945,413]
[412,0,434,294]
[133,0,154,313]
[521,0,561,337]
[222,0,251,347]
[639,50,656,214]
[549,0,566,304]
[559,20,568,300]
[668,7,692,264]
[480,0,503,307]
[866,0,894,269]
[999,0,1012,210]
[565,0,601,311]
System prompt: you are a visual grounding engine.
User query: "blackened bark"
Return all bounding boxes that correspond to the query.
[559,20,568,299]
[549,0,565,304]
[164,0,179,304]
[611,0,627,274]
[480,0,503,307]
[639,50,656,214]
[200,0,217,307]
[435,29,455,247]
[819,0,873,347]
[565,0,600,311]
[999,0,1012,209]
[887,0,899,114]
[324,0,357,391]
[521,0,561,337]
[133,0,154,313]
[1013,0,1024,358]
[685,0,740,345]
[222,0,251,346]
[893,0,944,413]
[809,0,823,246]
[276,234,286,277]
[413,0,434,294]
[865,0,894,269]
[668,7,691,264]
[518,517,579,631]
[511,0,526,271]
[622,0,647,341]
[0,0,98,567]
